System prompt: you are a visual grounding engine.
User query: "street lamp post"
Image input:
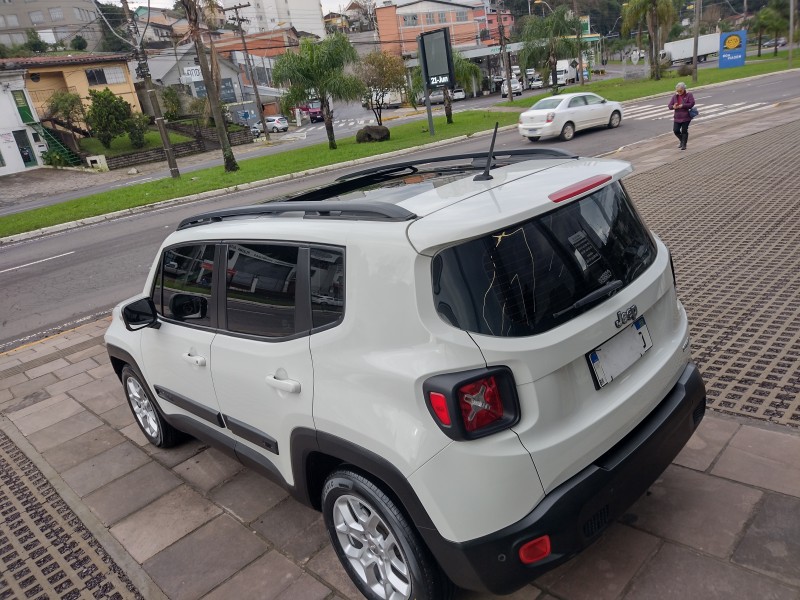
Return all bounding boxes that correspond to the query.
[533,0,552,16]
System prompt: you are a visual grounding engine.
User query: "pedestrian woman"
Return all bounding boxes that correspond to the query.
[668,82,695,150]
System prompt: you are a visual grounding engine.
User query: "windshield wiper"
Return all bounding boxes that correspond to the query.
[553,280,623,319]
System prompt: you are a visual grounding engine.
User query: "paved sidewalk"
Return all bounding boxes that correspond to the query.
[1,98,799,599]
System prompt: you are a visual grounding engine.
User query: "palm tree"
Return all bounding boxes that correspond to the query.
[758,7,788,56]
[181,0,238,171]
[621,0,676,80]
[442,52,481,124]
[273,33,365,150]
[519,7,582,92]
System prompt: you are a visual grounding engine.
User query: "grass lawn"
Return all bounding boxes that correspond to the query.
[79,130,194,157]
[0,111,518,238]
[502,54,796,108]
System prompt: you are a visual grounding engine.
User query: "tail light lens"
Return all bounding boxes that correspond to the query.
[546,111,555,123]
[519,535,551,564]
[424,367,519,441]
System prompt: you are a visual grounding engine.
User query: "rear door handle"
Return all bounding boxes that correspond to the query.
[265,375,301,394]
[182,353,207,367]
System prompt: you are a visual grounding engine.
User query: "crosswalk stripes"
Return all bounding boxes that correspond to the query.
[298,118,377,132]
[624,102,768,122]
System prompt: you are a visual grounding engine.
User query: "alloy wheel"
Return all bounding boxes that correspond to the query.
[126,377,159,439]
[332,494,411,600]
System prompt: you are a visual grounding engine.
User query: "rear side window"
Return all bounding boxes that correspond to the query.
[155,244,216,325]
[224,243,299,337]
[432,181,656,337]
[310,247,344,329]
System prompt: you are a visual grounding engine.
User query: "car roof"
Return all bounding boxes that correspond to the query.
[173,152,632,255]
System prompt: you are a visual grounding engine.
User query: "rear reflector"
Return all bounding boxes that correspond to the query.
[519,535,551,564]
[549,175,612,203]
[429,392,451,426]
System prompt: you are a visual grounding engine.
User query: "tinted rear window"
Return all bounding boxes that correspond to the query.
[431,181,656,337]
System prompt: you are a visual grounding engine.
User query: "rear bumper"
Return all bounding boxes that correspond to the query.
[422,361,706,594]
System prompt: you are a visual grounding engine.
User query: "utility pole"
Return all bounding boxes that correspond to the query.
[497,0,513,100]
[224,4,270,141]
[574,0,585,84]
[691,0,700,83]
[120,0,180,177]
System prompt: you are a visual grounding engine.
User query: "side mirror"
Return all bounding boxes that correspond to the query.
[169,293,208,321]
[122,297,159,331]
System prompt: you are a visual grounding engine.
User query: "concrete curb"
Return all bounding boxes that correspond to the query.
[1,123,518,246]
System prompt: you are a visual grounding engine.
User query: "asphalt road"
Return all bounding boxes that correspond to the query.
[1,71,799,350]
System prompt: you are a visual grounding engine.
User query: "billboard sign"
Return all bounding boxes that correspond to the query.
[418,28,455,90]
[720,30,746,68]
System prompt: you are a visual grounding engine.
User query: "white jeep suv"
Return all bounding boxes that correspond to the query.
[106,146,706,599]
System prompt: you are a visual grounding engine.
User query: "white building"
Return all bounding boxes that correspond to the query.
[0,70,48,177]
[221,0,324,39]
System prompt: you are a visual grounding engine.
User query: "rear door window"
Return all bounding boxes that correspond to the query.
[224,243,299,338]
[432,181,656,337]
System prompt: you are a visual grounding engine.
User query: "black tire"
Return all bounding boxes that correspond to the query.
[608,110,622,129]
[271,126,278,133]
[322,469,454,600]
[560,122,575,141]
[120,365,182,448]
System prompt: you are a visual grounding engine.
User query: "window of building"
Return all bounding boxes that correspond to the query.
[438,11,447,23]
[85,66,126,86]
[0,16,5,27]
[0,34,11,46]
[225,243,299,338]
[402,14,418,26]
[153,244,216,326]
[48,7,64,20]
[28,10,44,23]
[456,10,468,22]
[6,14,19,26]
[73,7,83,20]
[11,32,25,44]
[425,12,435,24]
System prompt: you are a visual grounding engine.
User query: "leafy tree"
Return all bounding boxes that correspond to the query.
[161,86,182,121]
[519,7,583,91]
[70,36,88,51]
[127,113,151,148]
[621,0,676,80]
[46,90,85,148]
[442,51,481,124]
[757,6,788,55]
[356,51,405,125]
[23,29,49,53]
[747,12,768,56]
[96,2,129,52]
[181,0,238,171]
[273,33,365,150]
[86,88,132,149]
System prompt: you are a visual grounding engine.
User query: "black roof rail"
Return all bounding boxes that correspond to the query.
[335,148,579,182]
[177,201,417,231]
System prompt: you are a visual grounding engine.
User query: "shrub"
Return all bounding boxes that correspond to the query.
[86,88,132,149]
[70,36,87,51]
[677,63,694,77]
[127,112,151,149]
[161,86,181,121]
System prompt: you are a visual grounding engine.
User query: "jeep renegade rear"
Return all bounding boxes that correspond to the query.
[106,147,706,599]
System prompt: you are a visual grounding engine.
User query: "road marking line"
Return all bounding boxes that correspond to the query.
[0,251,75,275]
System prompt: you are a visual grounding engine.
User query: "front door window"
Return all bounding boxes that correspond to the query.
[13,130,36,167]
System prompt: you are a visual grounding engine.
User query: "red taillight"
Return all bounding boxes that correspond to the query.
[458,376,503,432]
[423,367,519,441]
[549,175,612,203]
[429,392,451,426]
[519,535,551,564]
[546,111,555,123]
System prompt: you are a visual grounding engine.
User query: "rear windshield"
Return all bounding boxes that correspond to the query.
[431,181,656,337]
[531,98,562,110]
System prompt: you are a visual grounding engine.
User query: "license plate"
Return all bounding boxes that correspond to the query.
[588,317,653,388]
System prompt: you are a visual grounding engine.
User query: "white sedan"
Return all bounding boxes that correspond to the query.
[518,92,623,142]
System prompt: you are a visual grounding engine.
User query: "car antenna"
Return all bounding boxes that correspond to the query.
[473,122,499,181]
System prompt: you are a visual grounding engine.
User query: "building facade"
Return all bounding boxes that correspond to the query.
[0,53,142,122]
[220,0,324,39]
[0,69,47,176]
[0,0,103,50]
[376,0,483,57]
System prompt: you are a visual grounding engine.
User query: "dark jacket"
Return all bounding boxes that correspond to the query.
[669,91,695,123]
